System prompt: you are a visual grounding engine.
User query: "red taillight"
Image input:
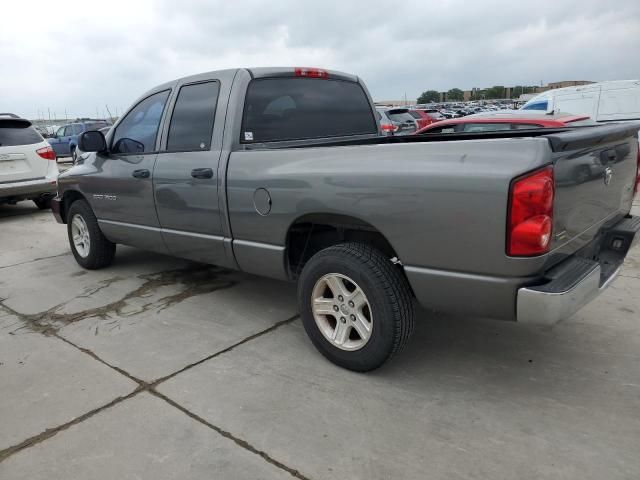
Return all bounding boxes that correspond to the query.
[507,166,554,256]
[381,123,399,133]
[294,67,328,79]
[36,146,56,161]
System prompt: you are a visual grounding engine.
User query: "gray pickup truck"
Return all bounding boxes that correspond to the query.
[52,67,640,371]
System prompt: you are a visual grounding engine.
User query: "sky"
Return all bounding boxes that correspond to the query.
[1,0,639,119]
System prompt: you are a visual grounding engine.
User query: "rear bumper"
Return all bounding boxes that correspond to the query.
[405,215,639,323]
[517,215,640,324]
[0,177,57,201]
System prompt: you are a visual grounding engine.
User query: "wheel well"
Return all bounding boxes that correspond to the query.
[286,214,401,279]
[61,190,86,223]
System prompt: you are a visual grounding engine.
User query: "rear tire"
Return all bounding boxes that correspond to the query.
[33,197,52,210]
[71,147,78,164]
[66,200,115,269]
[298,242,415,372]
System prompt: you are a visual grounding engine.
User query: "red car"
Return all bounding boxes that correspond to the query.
[415,113,593,134]
[408,109,446,129]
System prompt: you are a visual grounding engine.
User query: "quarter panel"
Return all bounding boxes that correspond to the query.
[226,137,552,278]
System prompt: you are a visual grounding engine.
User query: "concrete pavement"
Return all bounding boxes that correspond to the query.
[1,200,639,479]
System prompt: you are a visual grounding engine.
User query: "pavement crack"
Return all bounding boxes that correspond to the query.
[0,387,144,464]
[0,252,71,270]
[53,333,148,388]
[151,314,300,387]
[1,264,238,335]
[1,276,302,474]
[149,389,310,480]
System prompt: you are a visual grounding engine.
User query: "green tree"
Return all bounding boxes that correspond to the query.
[417,90,440,103]
[485,85,506,99]
[446,88,464,101]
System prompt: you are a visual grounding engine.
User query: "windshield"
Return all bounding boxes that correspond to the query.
[521,99,548,111]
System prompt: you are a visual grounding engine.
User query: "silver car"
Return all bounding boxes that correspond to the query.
[376,107,417,136]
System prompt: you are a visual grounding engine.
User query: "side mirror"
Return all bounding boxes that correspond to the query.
[78,130,107,153]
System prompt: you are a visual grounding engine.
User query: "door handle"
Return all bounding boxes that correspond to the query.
[132,169,150,179]
[191,168,213,179]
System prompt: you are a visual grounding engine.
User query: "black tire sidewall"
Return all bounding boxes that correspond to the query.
[299,247,400,371]
[66,200,111,269]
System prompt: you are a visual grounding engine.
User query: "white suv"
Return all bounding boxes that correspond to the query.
[0,114,59,209]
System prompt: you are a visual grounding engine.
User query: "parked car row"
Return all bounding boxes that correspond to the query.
[377,101,519,136]
[47,120,111,162]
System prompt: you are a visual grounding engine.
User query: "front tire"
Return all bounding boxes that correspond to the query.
[298,242,415,372]
[66,200,115,269]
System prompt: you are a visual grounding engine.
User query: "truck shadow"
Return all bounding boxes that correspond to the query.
[375,304,637,400]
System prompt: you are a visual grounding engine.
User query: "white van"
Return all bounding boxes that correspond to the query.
[521,80,640,122]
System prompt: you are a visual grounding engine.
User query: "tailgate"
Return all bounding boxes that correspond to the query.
[545,122,640,254]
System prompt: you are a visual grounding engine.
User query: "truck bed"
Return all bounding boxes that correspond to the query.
[227,121,640,319]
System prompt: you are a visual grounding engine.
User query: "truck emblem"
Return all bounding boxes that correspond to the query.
[603,167,613,186]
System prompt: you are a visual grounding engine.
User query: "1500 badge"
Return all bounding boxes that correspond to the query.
[93,194,117,201]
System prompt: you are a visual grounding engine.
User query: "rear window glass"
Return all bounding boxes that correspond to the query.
[408,111,422,119]
[512,123,544,130]
[462,123,513,132]
[241,78,377,143]
[521,100,548,111]
[0,123,43,146]
[386,111,414,123]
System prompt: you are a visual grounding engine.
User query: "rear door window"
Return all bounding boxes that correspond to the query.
[0,122,43,146]
[241,78,377,142]
[112,90,170,154]
[166,81,220,151]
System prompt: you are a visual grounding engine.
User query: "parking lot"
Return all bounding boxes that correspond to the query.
[0,193,639,479]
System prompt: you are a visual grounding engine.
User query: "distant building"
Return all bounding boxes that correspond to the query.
[518,93,538,102]
[544,80,593,90]
[459,80,594,101]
